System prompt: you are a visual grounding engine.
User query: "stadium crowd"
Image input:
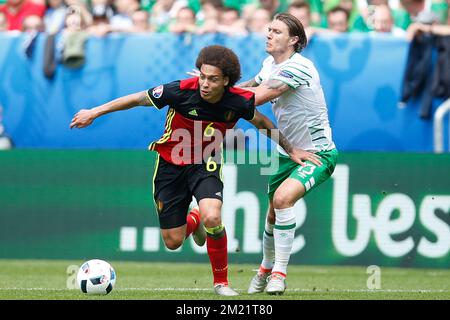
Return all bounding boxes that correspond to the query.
[0,0,449,37]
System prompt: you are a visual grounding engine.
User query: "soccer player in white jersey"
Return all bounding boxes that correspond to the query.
[240,13,338,295]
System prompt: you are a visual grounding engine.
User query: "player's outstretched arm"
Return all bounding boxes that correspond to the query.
[248,110,322,167]
[251,79,290,106]
[70,91,152,129]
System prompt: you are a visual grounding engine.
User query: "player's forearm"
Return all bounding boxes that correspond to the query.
[250,85,277,106]
[252,81,288,106]
[250,112,293,153]
[274,131,293,154]
[70,91,152,129]
[263,127,293,154]
[93,91,150,117]
[237,78,258,88]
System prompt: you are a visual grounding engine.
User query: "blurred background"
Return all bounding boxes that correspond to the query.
[0,0,449,270]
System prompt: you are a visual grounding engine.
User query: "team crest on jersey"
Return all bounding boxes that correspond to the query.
[224,110,235,121]
[152,85,164,99]
[278,70,294,79]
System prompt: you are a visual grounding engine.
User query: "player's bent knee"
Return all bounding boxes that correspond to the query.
[164,239,183,250]
[202,214,221,229]
[162,232,184,250]
[272,193,294,209]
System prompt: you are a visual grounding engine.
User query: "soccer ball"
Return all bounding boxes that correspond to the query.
[77,259,116,295]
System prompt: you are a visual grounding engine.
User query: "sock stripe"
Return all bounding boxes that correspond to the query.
[259,266,272,274]
[274,223,296,230]
[264,230,273,237]
[205,223,224,235]
[206,224,225,239]
[272,271,286,278]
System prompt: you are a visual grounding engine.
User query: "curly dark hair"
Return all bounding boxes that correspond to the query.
[195,45,241,87]
[274,13,308,52]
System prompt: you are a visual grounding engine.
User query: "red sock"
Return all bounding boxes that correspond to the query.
[185,208,200,239]
[272,271,286,278]
[206,230,228,286]
[258,266,272,275]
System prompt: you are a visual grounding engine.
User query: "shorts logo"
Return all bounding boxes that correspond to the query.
[152,85,164,99]
[156,199,164,213]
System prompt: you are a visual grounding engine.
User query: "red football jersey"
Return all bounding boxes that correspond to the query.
[147,78,255,166]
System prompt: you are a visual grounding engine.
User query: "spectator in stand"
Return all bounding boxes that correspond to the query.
[391,0,441,30]
[195,0,221,33]
[406,19,450,39]
[151,0,187,32]
[44,0,67,34]
[258,0,288,16]
[288,0,324,28]
[324,0,360,30]
[169,6,196,33]
[241,0,288,27]
[22,13,44,31]
[87,0,113,36]
[90,0,113,22]
[327,6,350,32]
[195,0,222,21]
[0,0,46,31]
[62,5,88,35]
[56,5,90,68]
[216,6,247,35]
[0,11,7,30]
[350,0,378,32]
[287,0,320,38]
[22,14,44,57]
[65,0,92,26]
[401,0,426,18]
[288,0,311,27]
[246,7,271,34]
[131,9,152,32]
[371,3,406,35]
[110,0,140,31]
[428,0,448,24]
[287,1,339,38]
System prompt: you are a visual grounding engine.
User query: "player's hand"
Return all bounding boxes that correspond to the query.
[70,109,96,129]
[288,148,322,167]
[186,69,200,77]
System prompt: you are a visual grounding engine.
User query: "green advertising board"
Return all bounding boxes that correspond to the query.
[0,150,449,268]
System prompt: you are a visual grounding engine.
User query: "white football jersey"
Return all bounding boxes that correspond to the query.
[255,53,335,154]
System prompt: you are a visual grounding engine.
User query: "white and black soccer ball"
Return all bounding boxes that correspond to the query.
[77,259,116,295]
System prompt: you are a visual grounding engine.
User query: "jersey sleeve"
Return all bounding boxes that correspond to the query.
[146,81,181,109]
[255,70,264,85]
[270,62,312,89]
[240,95,256,121]
[254,56,272,84]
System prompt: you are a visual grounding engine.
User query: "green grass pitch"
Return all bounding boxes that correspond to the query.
[0,260,449,300]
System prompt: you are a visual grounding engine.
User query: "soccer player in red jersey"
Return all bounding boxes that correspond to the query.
[70,45,314,296]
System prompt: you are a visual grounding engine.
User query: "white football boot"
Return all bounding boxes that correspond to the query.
[247,272,270,294]
[214,284,239,296]
[266,273,286,295]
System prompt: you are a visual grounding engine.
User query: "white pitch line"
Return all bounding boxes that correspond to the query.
[1,287,450,293]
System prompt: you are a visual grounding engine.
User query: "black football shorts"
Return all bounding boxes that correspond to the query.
[153,156,223,229]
